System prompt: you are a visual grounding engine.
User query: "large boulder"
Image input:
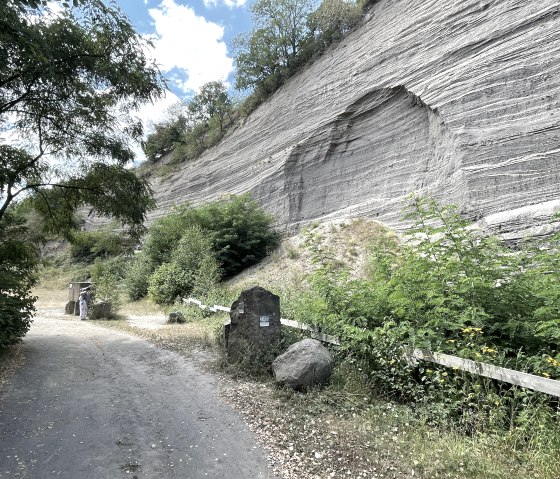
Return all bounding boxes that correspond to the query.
[91,302,112,320]
[272,339,333,390]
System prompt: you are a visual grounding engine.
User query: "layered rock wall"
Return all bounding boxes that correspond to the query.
[148,0,560,237]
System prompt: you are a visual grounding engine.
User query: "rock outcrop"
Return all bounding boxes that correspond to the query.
[143,0,560,238]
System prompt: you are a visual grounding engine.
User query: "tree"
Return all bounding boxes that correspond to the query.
[0,0,164,234]
[12,0,82,9]
[188,81,232,133]
[308,0,362,49]
[0,208,39,348]
[234,0,317,90]
[0,0,164,346]
[142,115,188,163]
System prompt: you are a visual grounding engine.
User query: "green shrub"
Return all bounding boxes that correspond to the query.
[124,253,153,301]
[288,196,560,432]
[142,193,279,279]
[0,213,39,348]
[90,256,129,315]
[148,226,219,305]
[191,254,221,298]
[194,194,280,277]
[69,230,133,263]
[149,262,191,305]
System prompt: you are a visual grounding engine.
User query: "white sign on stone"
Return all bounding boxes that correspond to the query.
[259,315,270,327]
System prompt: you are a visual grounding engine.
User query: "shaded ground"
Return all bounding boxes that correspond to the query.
[0,309,274,479]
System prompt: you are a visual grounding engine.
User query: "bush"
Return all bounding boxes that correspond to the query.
[148,262,191,305]
[124,253,153,300]
[148,226,220,305]
[288,197,560,432]
[0,213,39,348]
[90,256,129,315]
[194,194,281,277]
[69,230,133,263]
[142,193,280,279]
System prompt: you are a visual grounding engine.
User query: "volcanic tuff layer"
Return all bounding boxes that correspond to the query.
[148,0,560,238]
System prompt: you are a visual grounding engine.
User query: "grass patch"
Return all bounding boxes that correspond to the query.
[118,297,166,317]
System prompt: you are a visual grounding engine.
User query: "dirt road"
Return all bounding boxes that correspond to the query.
[0,310,274,479]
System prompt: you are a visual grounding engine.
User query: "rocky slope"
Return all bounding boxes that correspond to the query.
[147,0,560,238]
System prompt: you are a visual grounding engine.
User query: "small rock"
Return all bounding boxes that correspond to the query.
[167,311,186,324]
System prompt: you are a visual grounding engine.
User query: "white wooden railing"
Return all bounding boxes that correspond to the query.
[183,297,560,397]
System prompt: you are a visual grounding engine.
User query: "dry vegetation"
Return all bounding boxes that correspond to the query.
[223,218,388,312]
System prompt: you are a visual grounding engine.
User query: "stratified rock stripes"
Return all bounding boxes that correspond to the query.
[108,0,560,238]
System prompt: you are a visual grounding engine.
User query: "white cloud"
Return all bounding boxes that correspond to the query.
[136,91,182,131]
[147,0,233,94]
[203,0,247,7]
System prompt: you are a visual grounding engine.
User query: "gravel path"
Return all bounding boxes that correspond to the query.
[0,310,275,479]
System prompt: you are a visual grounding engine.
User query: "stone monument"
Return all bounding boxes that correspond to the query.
[225,286,282,363]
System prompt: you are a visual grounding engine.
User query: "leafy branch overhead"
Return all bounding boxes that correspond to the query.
[0,0,164,231]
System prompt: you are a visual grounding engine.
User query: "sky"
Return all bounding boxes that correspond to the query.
[115,0,253,130]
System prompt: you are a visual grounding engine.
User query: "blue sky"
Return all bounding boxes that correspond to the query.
[107,0,254,160]
[115,0,252,101]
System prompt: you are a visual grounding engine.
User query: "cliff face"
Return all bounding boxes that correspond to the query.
[149,0,560,238]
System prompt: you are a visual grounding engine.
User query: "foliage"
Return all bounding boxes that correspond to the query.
[124,253,153,301]
[90,256,128,314]
[143,194,280,279]
[142,115,187,163]
[234,0,316,91]
[69,230,133,263]
[13,0,83,9]
[288,197,560,432]
[523,226,560,345]
[0,0,163,342]
[188,81,233,133]
[148,226,219,305]
[125,194,278,303]
[141,81,233,165]
[308,0,362,50]
[193,194,281,278]
[0,211,39,348]
[191,254,222,299]
[0,0,163,235]
[234,0,363,98]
